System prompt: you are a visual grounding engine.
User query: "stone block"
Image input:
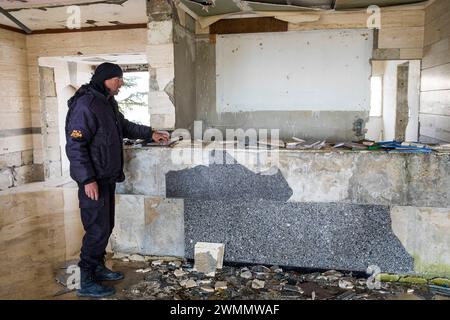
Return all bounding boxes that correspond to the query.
[391,206,450,277]
[12,165,34,186]
[148,20,173,45]
[0,151,21,168]
[111,195,184,257]
[194,242,225,277]
[21,150,33,165]
[0,168,13,190]
[147,43,174,68]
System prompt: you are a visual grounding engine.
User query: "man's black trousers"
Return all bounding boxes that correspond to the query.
[77,181,116,271]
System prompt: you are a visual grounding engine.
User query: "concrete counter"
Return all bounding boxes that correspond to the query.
[112,144,450,277]
[117,144,450,207]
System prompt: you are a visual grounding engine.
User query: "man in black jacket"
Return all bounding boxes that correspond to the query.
[65,63,169,297]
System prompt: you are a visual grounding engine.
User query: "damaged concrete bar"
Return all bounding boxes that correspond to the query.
[112,145,450,277]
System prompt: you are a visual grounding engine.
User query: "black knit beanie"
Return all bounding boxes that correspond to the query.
[90,62,123,96]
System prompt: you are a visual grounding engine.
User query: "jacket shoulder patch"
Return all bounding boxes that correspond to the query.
[70,130,83,139]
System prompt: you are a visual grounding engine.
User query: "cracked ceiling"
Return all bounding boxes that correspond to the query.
[0,0,146,30]
[0,0,429,32]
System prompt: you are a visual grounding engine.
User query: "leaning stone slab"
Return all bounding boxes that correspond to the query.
[194,242,225,277]
[111,195,184,257]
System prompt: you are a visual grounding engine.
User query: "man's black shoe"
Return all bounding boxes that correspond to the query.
[77,268,116,298]
[94,264,125,281]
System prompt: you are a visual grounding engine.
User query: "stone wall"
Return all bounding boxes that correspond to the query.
[0,28,37,190]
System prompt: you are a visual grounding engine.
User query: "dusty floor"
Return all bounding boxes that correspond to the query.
[52,257,450,301]
[1,185,449,300]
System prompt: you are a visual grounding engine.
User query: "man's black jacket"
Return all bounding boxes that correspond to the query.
[65,84,152,185]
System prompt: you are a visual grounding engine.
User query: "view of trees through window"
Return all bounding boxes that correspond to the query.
[116,71,150,126]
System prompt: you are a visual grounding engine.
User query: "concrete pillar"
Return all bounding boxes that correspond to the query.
[39,66,62,180]
[147,0,175,130]
[396,62,409,142]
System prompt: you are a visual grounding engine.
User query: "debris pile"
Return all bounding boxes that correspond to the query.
[112,256,449,300]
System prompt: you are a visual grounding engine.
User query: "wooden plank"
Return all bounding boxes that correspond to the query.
[425,0,450,25]
[421,63,450,91]
[422,37,450,69]
[420,90,450,116]
[195,21,209,35]
[0,24,26,35]
[419,113,450,142]
[210,17,288,35]
[400,48,423,59]
[29,24,147,35]
[0,97,30,113]
[0,113,32,130]
[0,80,29,98]
[424,10,450,46]
[287,8,423,31]
[0,47,28,66]
[378,26,424,49]
[26,29,147,51]
[381,10,425,28]
[0,64,28,81]
[335,0,424,10]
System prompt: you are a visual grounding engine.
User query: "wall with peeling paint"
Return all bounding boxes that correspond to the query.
[193,33,369,141]
[0,0,147,30]
[216,30,373,113]
[174,20,197,131]
[172,12,373,140]
[381,60,421,142]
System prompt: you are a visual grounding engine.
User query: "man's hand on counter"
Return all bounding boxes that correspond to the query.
[152,130,170,144]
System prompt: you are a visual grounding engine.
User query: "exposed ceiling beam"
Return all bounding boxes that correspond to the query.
[0,0,127,10]
[0,6,31,33]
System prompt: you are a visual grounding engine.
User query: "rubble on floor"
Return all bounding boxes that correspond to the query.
[107,256,449,300]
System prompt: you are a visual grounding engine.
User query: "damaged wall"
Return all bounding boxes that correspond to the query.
[147,0,176,130]
[0,28,36,190]
[420,0,450,143]
[116,146,450,276]
[381,60,420,142]
[174,14,197,131]
[194,30,371,141]
[216,30,373,113]
[175,6,426,141]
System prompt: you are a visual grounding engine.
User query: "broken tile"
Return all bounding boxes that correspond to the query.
[240,270,253,279]
[174,269,186,277]
[338,279,354,290]
[200,286,215,293]
[252,279,265,289]
[215,281,228,290]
